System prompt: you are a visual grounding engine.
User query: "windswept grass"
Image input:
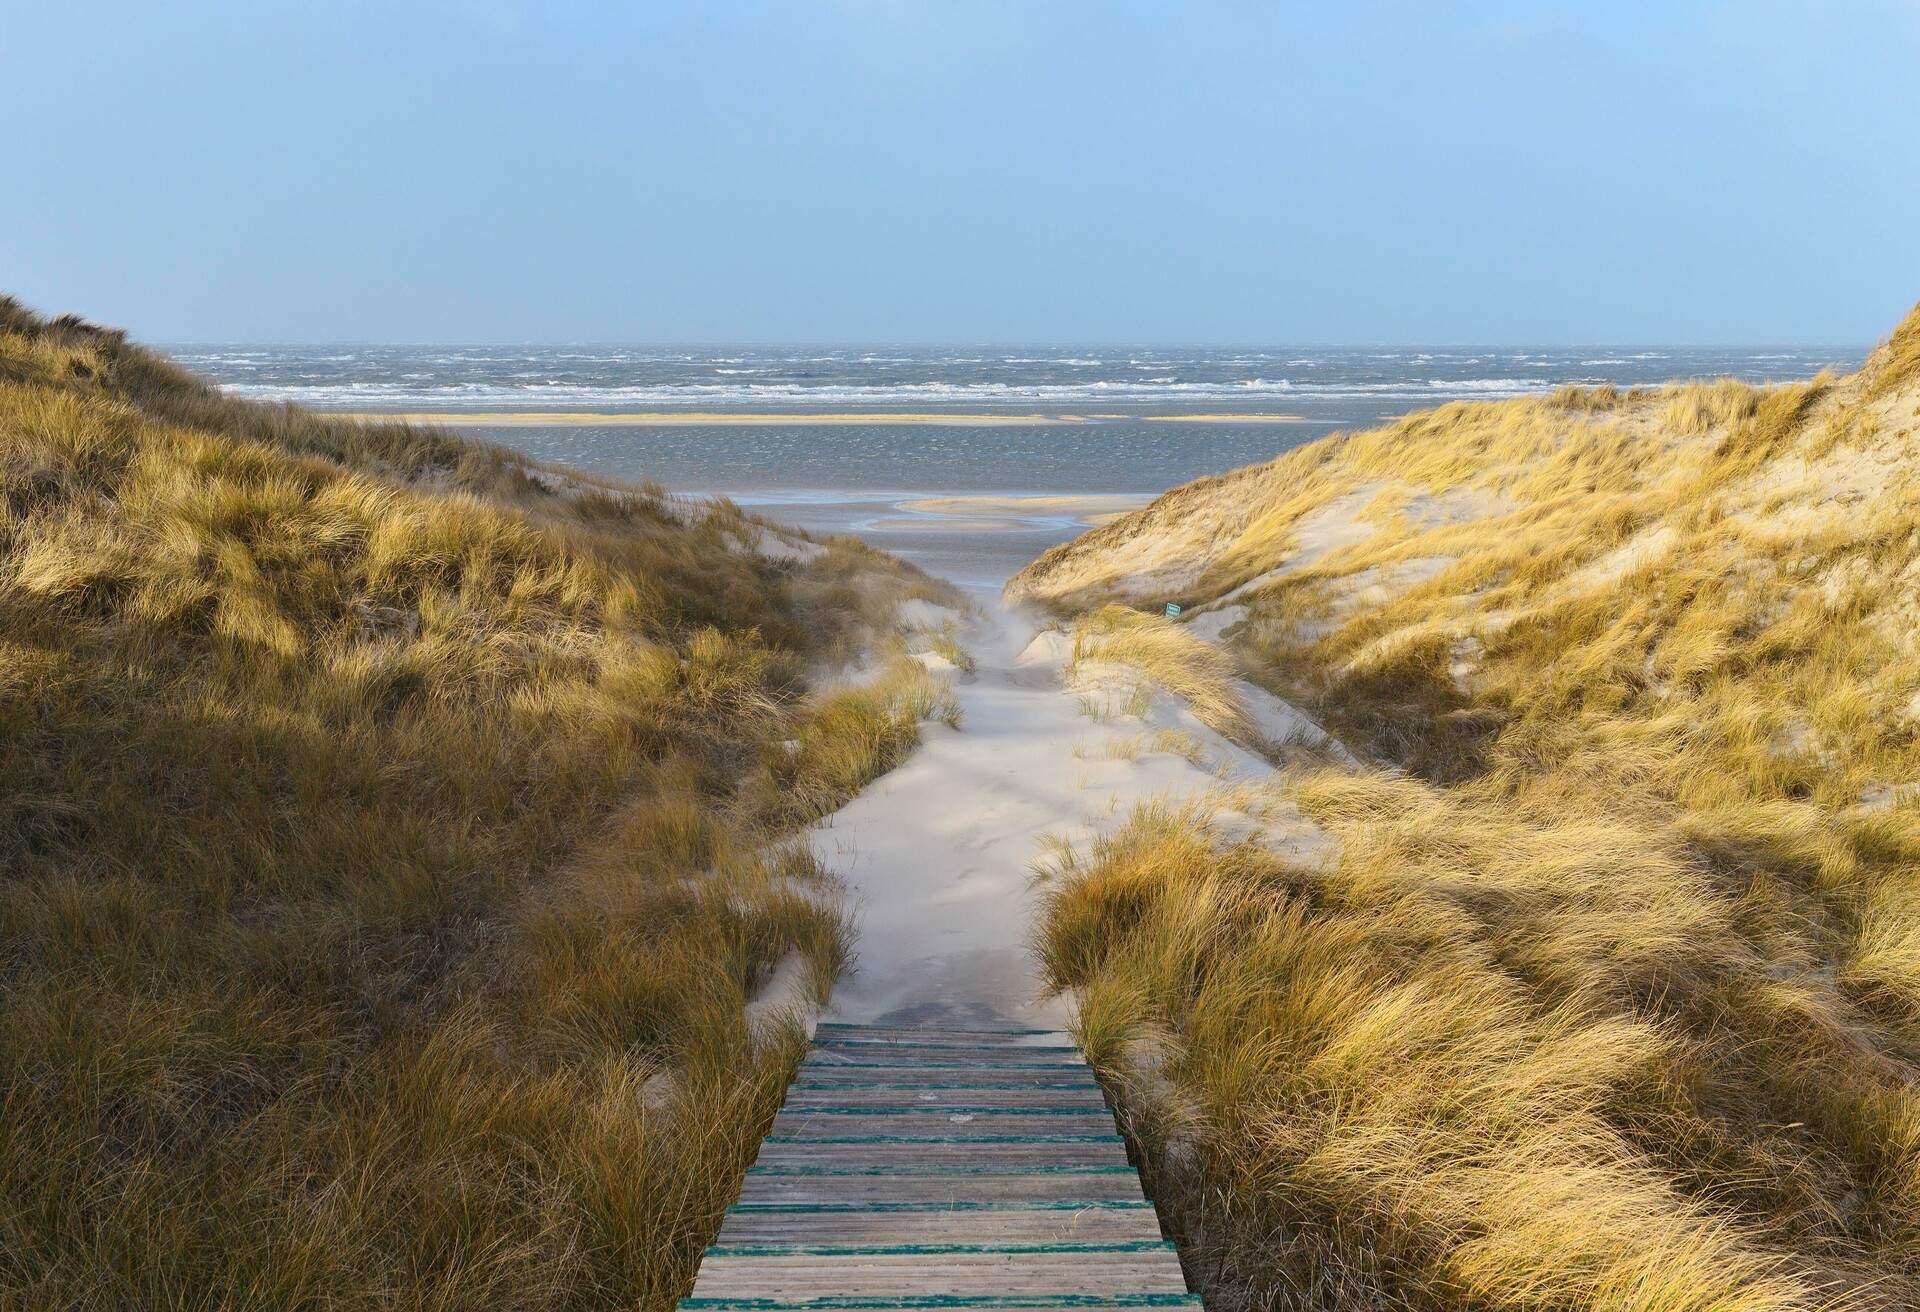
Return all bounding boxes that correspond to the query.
[1020,304,1920,1311]
[1069,605,1254,744]
[927,628,978,675]
[0,297,951,1310]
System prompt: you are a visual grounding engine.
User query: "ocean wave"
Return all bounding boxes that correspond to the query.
[214,374,1575,408]
[1427,378,1549,392]
[179,344,1854,416]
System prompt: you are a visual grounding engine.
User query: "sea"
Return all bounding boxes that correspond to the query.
[166,344,1861,592]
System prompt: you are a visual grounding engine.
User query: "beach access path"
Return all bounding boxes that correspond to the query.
[805,601,1302,1029]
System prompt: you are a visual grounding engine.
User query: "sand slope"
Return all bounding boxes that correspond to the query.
[810,603,1313,1028]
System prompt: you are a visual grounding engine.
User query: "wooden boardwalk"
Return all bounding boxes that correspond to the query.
[684,1022,1195,1311]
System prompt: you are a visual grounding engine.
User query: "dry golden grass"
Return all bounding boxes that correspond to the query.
[0,297,951,1309]
[1020,304,1920,1310]
[1068,604,1255,744]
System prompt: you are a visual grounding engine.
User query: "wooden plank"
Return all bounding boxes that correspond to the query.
[751,1138,1132,1171]
[772,1111,1118,1138]
[688,1247,1189,1298]
[804,1045,1083,1067]
[814,1022,1070,1038]
[725,1199,1156,1213]
[734,1169,1145,1207]
[813,1031,1074,1040]
[685,1300,1198,1311]
[793,1065,1099,1088]
[813,1032,1076,1050]
[714,1204,1164,1246]
[782,1086,1107,1111]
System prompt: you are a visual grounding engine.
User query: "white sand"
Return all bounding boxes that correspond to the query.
[1217,483,1388,603]
[1181,604,1248,643]
[811,602,1326,1029]
[900,494,1155,527]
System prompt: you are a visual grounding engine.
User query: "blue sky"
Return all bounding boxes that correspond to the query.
[5,1,1916,343]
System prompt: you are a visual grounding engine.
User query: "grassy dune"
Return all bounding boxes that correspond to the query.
[1014,306,1920,1310]
[0,299,953,1309]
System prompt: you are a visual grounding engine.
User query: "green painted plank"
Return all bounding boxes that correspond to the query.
[772,1114,1121,1140]
[800,1061,1085,1071]
[682,1297,1198,1309]
[763,1135,1121,1144]
[810,1029,1067,1037]
[727,1201,1153,1213]
[814,1040,1080,1053]
[814,1021,1061,1029]
[788,1082,1103,1092]
[812,1048,1081,1059]
[706,1241,1176,1258]
[795,1066,1092,1075]
[776,1106,1106,1116]
[734,1176,1146,1208]
[746,1165,1136,1177]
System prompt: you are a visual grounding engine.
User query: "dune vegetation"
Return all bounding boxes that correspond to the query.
[1067,604,1256,746]
[1014,304,1920,1310]
[0,298,956,1310]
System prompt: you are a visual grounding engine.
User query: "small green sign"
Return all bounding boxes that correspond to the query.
[1164,602,1182,618]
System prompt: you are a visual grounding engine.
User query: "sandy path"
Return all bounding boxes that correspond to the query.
[811,602,1287,1029]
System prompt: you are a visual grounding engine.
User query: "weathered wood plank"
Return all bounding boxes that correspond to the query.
[815,1022,1071,1038]
[726,1199,1156,1213]
[685,1300,1198,1311]
[688,1247,1189,1298]
[733,1168,1146,1206]
[752,1137,1132,1171]
[810,1037,1082,1060]
[714,1204,1164,1246]
[772,1110,1119,1138]
[782,1085,1108,1110]
[793,1065,1100,1087]
[804,1045,1083,1067]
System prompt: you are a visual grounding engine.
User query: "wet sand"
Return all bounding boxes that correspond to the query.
[899,493,1151,524]
[724,490,1156,593]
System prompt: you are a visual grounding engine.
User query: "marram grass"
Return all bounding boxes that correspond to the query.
[1023,303,1920,1311]
[0,298,950,1310]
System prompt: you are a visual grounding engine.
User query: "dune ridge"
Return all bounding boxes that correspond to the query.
[1009,303,1920,1311]
[0,297,959,1309]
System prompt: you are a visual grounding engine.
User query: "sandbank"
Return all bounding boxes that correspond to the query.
[900,493,1153,527]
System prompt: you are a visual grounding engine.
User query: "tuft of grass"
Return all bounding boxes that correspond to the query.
[1866,300,1920,399]
[927,628,978,675]
[754,658,961,827]
[0,296,947,1309]
[1068,605,1255,744]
